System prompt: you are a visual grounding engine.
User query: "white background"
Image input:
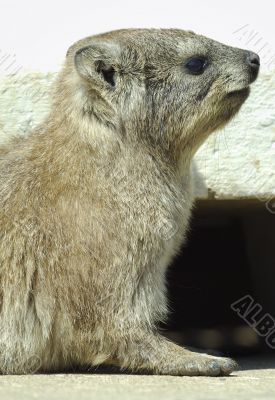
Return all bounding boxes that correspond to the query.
[0,0,274,73]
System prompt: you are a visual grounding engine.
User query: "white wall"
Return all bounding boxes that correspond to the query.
[0,0,274,73]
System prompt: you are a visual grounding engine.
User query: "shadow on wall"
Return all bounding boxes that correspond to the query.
[163,199,275,357]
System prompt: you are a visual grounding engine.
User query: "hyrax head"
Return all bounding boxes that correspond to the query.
[65,29,259,155]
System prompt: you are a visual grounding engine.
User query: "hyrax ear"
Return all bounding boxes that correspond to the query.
[74,41,121,89]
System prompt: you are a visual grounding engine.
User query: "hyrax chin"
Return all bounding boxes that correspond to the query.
[0,28,259,375]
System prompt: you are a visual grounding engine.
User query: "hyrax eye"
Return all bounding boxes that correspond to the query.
[185,57,208,75]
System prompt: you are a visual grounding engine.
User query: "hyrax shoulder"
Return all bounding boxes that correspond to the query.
[0,29,259,375]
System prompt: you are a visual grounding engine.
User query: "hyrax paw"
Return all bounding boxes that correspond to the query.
[182,356,238,376]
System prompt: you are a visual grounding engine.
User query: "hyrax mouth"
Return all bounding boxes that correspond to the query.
[226,87,250,99]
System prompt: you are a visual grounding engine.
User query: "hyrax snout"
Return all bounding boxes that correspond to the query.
[0,29,259,375]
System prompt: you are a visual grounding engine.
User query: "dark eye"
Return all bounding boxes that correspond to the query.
[185,57,208,75]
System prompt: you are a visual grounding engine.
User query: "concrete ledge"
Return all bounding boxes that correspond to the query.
[0,357,274,400]
[194,70,275,200]
[0,70,274,200]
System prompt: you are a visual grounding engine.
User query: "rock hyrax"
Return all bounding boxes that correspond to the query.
[0,29,259,375]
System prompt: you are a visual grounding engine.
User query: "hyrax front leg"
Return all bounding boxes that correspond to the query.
[113,331,237,376]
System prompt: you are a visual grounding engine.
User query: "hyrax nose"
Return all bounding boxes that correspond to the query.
[247,51,260,68]
[246,51,260,82]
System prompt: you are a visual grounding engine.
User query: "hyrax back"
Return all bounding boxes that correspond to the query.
[0,28,259,375]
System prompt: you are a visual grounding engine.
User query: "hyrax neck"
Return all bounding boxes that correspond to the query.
[38,103,193,190]
[49,70,195,179]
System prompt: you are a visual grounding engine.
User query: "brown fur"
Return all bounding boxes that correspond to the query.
[0,29,258,375]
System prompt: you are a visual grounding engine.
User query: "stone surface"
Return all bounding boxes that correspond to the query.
[194,70,275,200]
[0,357,274,400]
[0,70,274,200]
